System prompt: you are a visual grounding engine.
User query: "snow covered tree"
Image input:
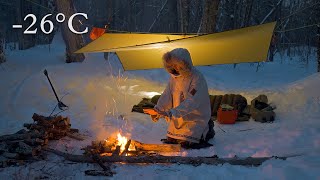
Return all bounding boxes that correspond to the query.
[54,0,85,63]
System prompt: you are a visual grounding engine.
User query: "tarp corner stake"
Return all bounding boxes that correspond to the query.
[76,22,276,70]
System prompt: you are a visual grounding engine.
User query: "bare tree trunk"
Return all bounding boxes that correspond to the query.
[317,25,320,72]
[177,0,189,33]
[199,0,221,33]
[0,32,5,64]
[54,0,85,63]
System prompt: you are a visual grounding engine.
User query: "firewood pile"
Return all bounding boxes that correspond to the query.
[0,113,81,167]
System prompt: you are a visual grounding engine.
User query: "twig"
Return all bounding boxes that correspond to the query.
[276,23,320,33]
[276,1,320,28]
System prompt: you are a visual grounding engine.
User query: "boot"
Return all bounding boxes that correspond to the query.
[205,119,215,142]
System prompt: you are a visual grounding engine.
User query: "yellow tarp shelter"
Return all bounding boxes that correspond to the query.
[76,22,276,70]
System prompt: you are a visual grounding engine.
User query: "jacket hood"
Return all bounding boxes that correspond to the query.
[162,48,194,77]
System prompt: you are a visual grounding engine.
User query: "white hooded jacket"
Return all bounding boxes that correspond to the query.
[154,48,211,143]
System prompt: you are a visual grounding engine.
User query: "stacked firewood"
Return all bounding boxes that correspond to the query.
[0,113,80,167]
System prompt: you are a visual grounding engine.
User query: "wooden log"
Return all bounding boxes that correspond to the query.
[2,152,20,159]
[0,159,36,168]
[8,138,45,146]
[56,117,71,128]
[45,148,293,167]
[14,142,34,156]
[120,140,131,156]
[43,138,49,145]
[0,132,45,142]
[132,140,181,152]
[24,138,45,146]
[48,129,67,139]
[112,146,120,157]
[0,142,8,152]
[32,113,66,126]
[24,124,52,130]
[69,128,79,133]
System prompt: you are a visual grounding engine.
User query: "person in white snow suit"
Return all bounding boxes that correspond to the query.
[144,48,215,148]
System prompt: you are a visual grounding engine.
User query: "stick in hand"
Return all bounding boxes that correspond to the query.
[143,108,158,116]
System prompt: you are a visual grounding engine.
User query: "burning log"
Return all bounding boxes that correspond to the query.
[131,140,181,152]
[85,138,181,156]
[45,148,293,167]
[120,140,132,156]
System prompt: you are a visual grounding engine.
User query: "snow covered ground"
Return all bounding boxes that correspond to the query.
[0,34,319,179]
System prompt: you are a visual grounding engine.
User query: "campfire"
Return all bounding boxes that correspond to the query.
[84,132,181,157]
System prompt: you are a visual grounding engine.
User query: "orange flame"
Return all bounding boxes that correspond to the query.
[117,133,128,152]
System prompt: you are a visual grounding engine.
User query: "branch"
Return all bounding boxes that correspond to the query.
[260,0,283,24]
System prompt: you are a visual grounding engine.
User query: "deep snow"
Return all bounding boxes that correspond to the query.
[0,34,319,179]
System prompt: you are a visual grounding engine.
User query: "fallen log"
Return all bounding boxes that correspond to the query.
[45,148,291,167]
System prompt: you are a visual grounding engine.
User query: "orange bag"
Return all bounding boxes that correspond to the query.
[217,108,238,124]
[89,27,106,40]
